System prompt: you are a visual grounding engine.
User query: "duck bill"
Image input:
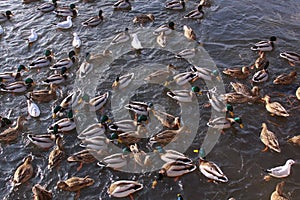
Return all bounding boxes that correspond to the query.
[77,97,83,104]
[112,81,118,88]
[229,111,234,117]
[197,91,202,95]
[52,113,57,119]
[152,180,158,189]
[24,67,29,72]
[239,124,244,129]
[216,76,221,81]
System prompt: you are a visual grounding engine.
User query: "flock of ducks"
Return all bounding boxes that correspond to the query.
[0,0,299,200]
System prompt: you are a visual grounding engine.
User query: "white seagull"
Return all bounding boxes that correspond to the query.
[131,33,143,50]
[72,32,81,49]
[56,16,73,29]
[266,159,295,178]
[27,29,38,44]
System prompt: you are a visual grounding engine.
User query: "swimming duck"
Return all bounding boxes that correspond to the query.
[280,51,300,66]
[0,78,34,93]
[261,95,289,117]
[266,159,295,178]
[149,126,187,147]
[72,32,81,49]
[159,160,196,179]
[50,50,76,70]
[175,48,196,59]
[112,73,134,89]
[37,0,58,12]
[251,36,277,52]
[184,5,204,19]
[0,11,13,23]
[67,149,97,171]
[79,135,110,152]
[81,92,109,112]
[251,51,268,70]
[183,25,196,41]
[260,123,281,153]
[222,66,251,79]
[55,90,82,115]
[230,82,256,96]
[27,29,38,45]
[54,4,77,17]
[190,66,220,81]
[110,28,130,45]
[206,90,234,116]
[124,101,153,116]
[220,91,260,104]
[153,22,175,35]
[113,0,131,10]
[47,111,76,133]
[207,117,243,130]
[172,71,197,86]
[0,116,26,142]
[199,158,228,183]
[108,116,146,133]
[82,10,103,27]
[252,61,269,83]
[130,143,152,167]
[48,135,64,169]
[158,149,192,163]
[165,0,186,10]
[107,180,143,198]
[115,124,148,145]
[270,181,289,200]
[157,31,167,47]
[273,71,297,85]
[167,86,201,103]
[32,184,53,200]
[100,153,129,170]
[43,67,68,85]
[13,155,33,186]
[0,65,28,82]
[27,132,56,149]
[29,49,53,69]
[144,64,176,83]
[287,135,300,146]
[133,14,155,25]
[77,116,109,139]
[28,84,57,103]
[56,16,73,29]
[152,109,181,129]
[77,53,93,78]
[26,97,41,118]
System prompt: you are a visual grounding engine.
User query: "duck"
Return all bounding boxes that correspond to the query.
[43,67,68,85]
[110,28,130,45]
[251,36,277,52]
[27,132,56,149]
[207,117,244,130]
[13,155,33,186]
[190,65,220,81]
[251,51,268,70]
[56,16,73,29]
[252,61,269,83]
[0,78,34,93]
[153,22,175,35]
[273,71,297,85]
[28,84,57,103]
[175,48,196,59]
[77,116,109,139]
[27,29,38,45]
[158,149,192,163]
[220,91,259,104]
[82,10,103,27]
[206,90,234,116]
[81,92,110,112]
[53,90,82,118]
[261,95,289,117]
[114,125,148,145]
[184,5,204,19]
[67,149,97,171]
[183,25,196,41]
[260,123,281,153]
[50,50,76,70]
[266,159,295,178]
[0,116,12,128]
[270,181,289,200]
[29,49,53,69]
[99,153,129,170]
[26,96,41,118]
[199,158,228,183]
[124,101,153,116]
[79,135,110,152]
[107,180,143,198]
[165,0,185,10]
[54,4,77,17]
[287,135,300,146]
[0,11,13,23]
[133,14,155,25]
[113,0,131,10]
[157,31,167,47]
[0,116,26,142]
[47,111,76,133]
[167,86,201,103]
[280,51,300,66]
[108,116,147,133]
[230,82,256,96]
[112,73,134,89]
[37,0,58,12]
[130,143,152,167]
[32,184,53,200]
[144,64,176,83]
[172,71,197,86]
[222,66,251,79]
[0,65,28,83]
[77,53,93,78]
[149,126,187,147]
[48,136,64,169]
[72,32,81,49]
[152,109,180,129]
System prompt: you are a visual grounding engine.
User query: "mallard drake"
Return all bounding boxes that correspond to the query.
[222,66,251,79]
[79,135,110,152]
[43,67,68,85]
[149,126,187,147]
[252,61,269,83]
[183,25,196,41]
[159,160,196,178]
[175,48,196,59]
[130,143,151,167]
[99,153,129,170]
[288,135,300,146]
[158,149,192,163]
[280,51,300,66]
[50,51,76,70]
[157,31,167,48]
[27,132,56,149]
[112,73,134,89]
[167,86,201,103]
[72,32,81,49]
[199,158,228,183]
[0,11,13,23]
[113,0,131,10]
[152,109,180,129]
[144,64,176,83]
[0,65,28,83]
[261,95,289,117]
[47,111,76,133]
[133,14,155,25]
[270,181,289,200]
[67,149,97,171]
[37,0,58,12]
[0,116,12,128]
[56,16,73,29]
[165,0,185,10]
[184,5,204,19]
[81,92,109,112]
[207,117,243,130]
[251,36,277,52]
[54,4,77,17]
[0,116,26,142]
[124,101,153,116]
[153,22,175,35]
[260,123,281,153]
[26,97,40,118]
[107,180,143,198]
[29,49,53,69]
[172,71,197,86]
[27,29,38,45]
[77,53,93,78]
[206,90,234,116]
[273,71,297,85]
[48,136,64,169]
[77,116,109,139]
[13,155,33,186]
[32,184,53,200]
[108,119,137,133]
[190,65,220,81]
[110,28,130,45]
[266,159,295,178]
[114,124,148,145]
[82,10,103,26]
[28,84,56,103]
[251,51,268,70]
[0,78,34,93]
